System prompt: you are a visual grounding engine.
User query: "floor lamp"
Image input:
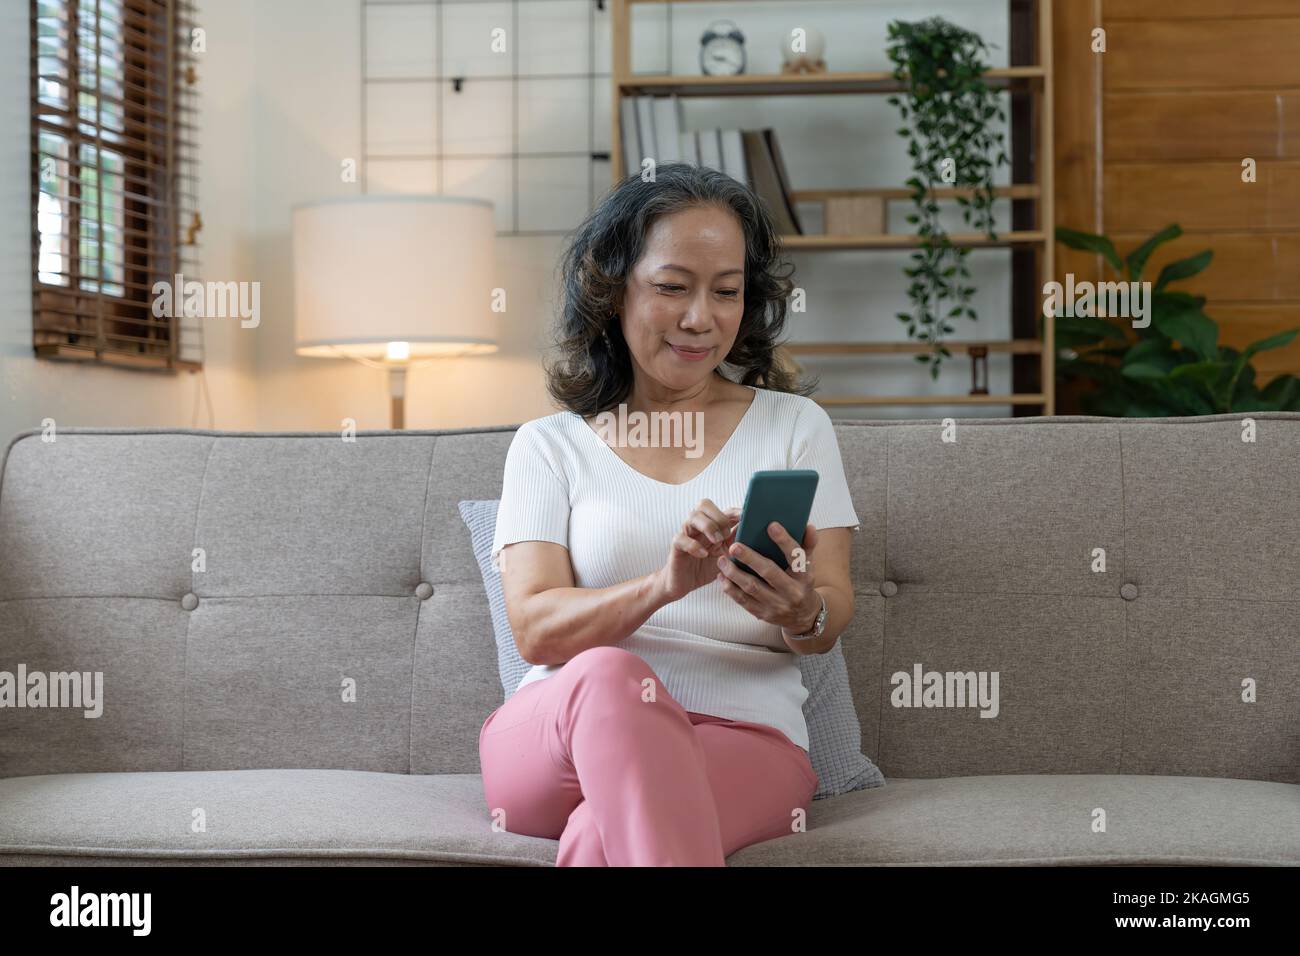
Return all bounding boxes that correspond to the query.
[292,196,499,429]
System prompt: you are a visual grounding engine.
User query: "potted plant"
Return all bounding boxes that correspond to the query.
[886,17,1009,378]
[1052,224,1300,415]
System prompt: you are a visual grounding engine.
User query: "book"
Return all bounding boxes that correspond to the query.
[698,128,723,172]
[719,129,748,184]
[680,128,700,165]
[762,127,804,235]
[652,95,683,162]
[620,97,641,176]
[635,95,656,168]
[741,128,803,235]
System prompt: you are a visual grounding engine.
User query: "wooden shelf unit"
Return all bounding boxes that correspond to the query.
[609,0,1056,413]
[785,339,1043,357]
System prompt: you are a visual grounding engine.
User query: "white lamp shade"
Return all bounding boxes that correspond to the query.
[292,196,500,360]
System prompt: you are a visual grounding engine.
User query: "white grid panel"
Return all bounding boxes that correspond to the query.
[361,0,637,235]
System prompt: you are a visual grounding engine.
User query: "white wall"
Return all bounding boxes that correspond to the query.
[0,0,259,444]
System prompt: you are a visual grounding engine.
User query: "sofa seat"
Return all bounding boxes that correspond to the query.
[1,769,1293,866]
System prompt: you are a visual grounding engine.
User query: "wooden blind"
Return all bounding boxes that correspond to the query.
[30,0,202,371]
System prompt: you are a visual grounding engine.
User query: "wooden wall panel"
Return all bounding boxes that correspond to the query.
[1106,92,1300,161]
[1052,0,1300,403]
[1104,0,1300,19]
[1106,233,1300,302]
[1052,0,1103,284]
[1104,19,1300,90]
[1104,162,1300,232]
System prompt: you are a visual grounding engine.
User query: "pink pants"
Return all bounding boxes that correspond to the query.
[478,645,818,866]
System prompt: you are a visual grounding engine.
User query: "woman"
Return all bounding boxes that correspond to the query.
[480,162,859,866]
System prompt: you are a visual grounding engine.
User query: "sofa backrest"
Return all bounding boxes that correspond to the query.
[1,415,1296,784]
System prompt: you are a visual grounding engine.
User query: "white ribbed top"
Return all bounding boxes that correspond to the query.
[490,384,860,751]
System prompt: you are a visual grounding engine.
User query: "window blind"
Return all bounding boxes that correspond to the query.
[31,0,202,370]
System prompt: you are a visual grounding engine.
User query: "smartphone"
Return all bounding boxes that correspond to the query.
[729,469,819,576]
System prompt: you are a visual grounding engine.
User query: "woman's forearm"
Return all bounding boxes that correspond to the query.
[518,571,671,666]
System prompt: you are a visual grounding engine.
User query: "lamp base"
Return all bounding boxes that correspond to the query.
[389,365,407,429]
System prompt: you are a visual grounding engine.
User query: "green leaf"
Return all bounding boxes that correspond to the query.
[1167,360,1228,386]
[1120,362,1168,381]
[1155,379,1217,415]
[1260,374,1300,410]
[1241,328,1299,358]
[1153,249,1213,291]
[1124,224,1181,282]
[1154,304,1218,361]
[1053,314,1127,348]
[1055,226,1124,274]
[1121,339,1180,377]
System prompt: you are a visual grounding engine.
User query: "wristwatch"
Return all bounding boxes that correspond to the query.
[783,592,827,642]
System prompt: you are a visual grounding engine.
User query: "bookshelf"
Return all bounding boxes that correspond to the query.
[609,0,1056,413]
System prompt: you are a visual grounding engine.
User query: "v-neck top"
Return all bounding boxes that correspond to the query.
[490,385,861,752]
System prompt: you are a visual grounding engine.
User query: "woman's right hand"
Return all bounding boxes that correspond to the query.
[656,499,741,603]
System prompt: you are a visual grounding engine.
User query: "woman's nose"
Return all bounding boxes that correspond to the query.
[679,300,713,331]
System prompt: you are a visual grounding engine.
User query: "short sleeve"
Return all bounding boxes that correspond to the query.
[792,400,861,534]
[491,421,571,572]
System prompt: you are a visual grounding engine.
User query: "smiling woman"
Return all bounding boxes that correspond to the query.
[478,162,861,866]
[545,162,815,416]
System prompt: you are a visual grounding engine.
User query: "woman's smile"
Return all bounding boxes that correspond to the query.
[667,342,714,362]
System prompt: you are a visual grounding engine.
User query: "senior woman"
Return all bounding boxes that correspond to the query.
[479,162,860,866]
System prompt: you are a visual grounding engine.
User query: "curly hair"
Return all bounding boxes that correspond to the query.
[544,161,816,417]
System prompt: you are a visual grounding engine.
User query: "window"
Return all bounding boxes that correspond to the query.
[31,0,202,370]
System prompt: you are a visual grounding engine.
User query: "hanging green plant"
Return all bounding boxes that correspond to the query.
[886,17,1009,378]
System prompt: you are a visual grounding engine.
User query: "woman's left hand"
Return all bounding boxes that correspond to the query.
[716,521,821,634]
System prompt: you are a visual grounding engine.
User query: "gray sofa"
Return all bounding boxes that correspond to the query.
[1,415,1296,866]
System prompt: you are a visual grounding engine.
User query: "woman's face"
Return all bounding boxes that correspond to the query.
[616,204,746,394]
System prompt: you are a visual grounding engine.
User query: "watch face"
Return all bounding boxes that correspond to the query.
[701,37,744,75]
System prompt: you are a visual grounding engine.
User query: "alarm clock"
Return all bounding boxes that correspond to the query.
[700,19,745,76]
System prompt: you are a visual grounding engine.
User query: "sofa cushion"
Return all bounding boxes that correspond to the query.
[0,769,555,866]
[457,498,884,800]
[726,774,1300,866]
[2,770,1292,866]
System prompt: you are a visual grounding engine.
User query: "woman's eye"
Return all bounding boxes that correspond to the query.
[655,284,738,297]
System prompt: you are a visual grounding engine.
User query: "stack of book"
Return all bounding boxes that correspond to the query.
[620,94,803,235]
